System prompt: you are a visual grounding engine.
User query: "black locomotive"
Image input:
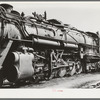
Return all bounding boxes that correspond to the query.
[0,3,100,87]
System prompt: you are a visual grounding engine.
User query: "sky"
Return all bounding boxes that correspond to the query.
[1,1,100,33]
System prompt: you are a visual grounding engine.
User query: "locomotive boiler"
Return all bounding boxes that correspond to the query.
[0,3,100,87]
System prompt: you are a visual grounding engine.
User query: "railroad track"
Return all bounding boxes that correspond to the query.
[1,72,100,88]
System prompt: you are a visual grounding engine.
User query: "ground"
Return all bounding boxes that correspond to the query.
[3,72,100,88]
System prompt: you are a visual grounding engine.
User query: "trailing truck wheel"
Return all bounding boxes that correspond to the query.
[75,61,82,74]
[58,68,66,77]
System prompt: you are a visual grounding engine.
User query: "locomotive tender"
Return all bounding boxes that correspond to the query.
[0,3,100,87]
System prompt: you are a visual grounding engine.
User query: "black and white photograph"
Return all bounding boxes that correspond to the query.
[1,1,100,97]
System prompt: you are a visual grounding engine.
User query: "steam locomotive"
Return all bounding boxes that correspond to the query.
[0,3,100,87]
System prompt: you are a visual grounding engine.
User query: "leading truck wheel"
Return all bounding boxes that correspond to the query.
[0,69,3,87]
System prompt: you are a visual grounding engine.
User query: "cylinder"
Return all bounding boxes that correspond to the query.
[7,52,34,82]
